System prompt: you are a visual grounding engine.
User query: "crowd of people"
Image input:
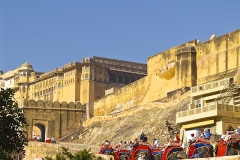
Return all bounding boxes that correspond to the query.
[102,125,239,152]
[220,124,240,143]
[32,135,56,143]
[102,131,182,152]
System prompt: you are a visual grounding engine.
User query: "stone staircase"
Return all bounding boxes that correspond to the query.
[57,127,85,143]
[234,94,240,106]
[215,70,240,105]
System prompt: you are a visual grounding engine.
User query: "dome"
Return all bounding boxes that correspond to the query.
[19,62,33,71]
[209,34,216,40]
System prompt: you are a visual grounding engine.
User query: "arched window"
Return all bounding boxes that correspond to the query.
[22,86,25,93]
[125,75,130,84]
[58,82,62,88]
[118,74,124,84]
[85,73,89,79]
[131,76,136,83]
[109,73,117,83]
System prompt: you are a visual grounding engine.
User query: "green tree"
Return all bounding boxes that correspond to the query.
[0,88,28,158]
[73,148,95,160]
[42,147,96,160]
[0,147,12,160]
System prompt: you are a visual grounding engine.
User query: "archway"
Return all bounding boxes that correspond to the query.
[130,76,136,83]
[118,74,124,84]
[109,73,117,83]
[125,75,130,84]
[33,123,46,142]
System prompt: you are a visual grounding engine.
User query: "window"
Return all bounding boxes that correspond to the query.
[58,82,62,88]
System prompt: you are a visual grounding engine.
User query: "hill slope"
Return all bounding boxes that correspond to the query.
[72,92,190,148]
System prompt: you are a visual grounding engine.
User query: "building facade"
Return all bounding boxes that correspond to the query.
[0,56,147,107]
[176,74,240,143]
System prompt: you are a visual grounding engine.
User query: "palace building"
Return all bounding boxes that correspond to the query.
[0,56,147,107]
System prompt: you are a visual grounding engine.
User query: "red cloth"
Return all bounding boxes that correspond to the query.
[174,135,180,143]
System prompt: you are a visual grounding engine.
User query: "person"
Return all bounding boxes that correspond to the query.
[33,135,36,141]
[199,130,205,138]
[122,141,127,148]
[235,126,240,135]
[174,132,180,143]
[153,138,160,148]
[143,134,148,143]
[220,131,227,140]
[227,124,234,131]
[51,136,56,143]
[224,126,236,143]
[125,141,131,149]
[36,135,41,142]
[119,140,123,146]
[105,140,110,145]
[204,129,212,140]
[188,133,196,143]
[140,132,144,141]
[132,138,139,150]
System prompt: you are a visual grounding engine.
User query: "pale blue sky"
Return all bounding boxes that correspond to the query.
[0,1,240,73]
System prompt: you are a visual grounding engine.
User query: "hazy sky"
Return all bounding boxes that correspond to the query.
[0,1,239,73]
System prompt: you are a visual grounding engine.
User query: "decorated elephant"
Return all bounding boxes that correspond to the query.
[115,148,131,160]
[175,142,214,159]
[131,144,152,160]
[99,144,114,155]
[152,146,183,160]
[216,139,240,156]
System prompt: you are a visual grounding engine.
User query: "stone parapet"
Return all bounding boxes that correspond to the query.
[24,141,109,160]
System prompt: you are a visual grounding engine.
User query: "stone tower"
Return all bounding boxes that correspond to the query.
[175,45,197,89]
[80,57,95,104]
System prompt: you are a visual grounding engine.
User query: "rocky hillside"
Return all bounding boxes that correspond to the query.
[72,92,190,148]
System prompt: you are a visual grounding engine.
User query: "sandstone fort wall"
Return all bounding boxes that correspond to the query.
[24,142,113,160]
[23,100,86,140]
[196,29,240,84]
[92,29,240,117]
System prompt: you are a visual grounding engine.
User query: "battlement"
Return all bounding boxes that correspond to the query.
[176,45,196,54]
[24,99,86,110]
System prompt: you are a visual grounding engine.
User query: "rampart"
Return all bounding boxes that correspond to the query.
[24,141,113,160]
[84,101,169,126]
[92,29,240,117]
[23,100,86,141]
[196,29,240,84]
[24,141,240,160]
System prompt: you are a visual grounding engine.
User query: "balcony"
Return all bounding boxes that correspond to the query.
[191,78,232,97]
[176,103,240,124]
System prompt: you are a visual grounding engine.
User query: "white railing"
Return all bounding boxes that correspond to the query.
[177,103,237,118]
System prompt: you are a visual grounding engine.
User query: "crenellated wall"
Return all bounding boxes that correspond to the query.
[196,29,240,84]
[23,100,86,141]
[92,29,240,117]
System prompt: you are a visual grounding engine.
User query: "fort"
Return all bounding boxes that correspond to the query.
[1,29,240,159]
